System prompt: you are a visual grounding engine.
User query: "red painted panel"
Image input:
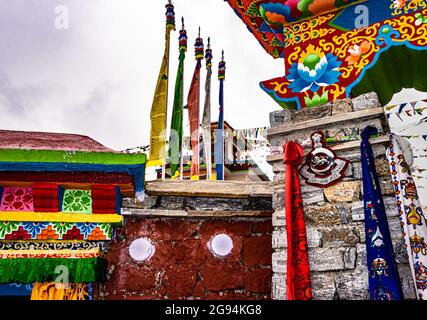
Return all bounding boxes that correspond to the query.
[0,171,133,184]
[32,183,59,212]
[92,185,117,214]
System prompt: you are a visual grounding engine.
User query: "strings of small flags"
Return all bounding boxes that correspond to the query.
[385,100,427,121]
[123,146,150,153]
[233,127,268,139]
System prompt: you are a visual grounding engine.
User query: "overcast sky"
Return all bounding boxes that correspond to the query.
[0,0,426,151]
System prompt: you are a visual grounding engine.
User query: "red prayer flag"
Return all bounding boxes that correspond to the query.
[187,60,202,178]
[284,141,312,300]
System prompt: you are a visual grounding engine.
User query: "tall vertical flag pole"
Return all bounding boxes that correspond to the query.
[148,1,175,177]
[215,51,226,180]
[202,37,213,180]
[168,17,187,180]
[187,27,204,180]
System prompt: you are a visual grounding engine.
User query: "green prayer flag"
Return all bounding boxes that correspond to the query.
[168,50,185,178]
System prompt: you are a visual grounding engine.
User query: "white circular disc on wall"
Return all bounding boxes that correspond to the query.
[209,234,234,258]
[129,238,155,262]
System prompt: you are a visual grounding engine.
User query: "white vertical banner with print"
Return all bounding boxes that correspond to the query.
[387,134,427,299]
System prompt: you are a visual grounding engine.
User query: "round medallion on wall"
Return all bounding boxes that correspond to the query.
[129,238,155,262]
[299,131,350,188]
[209,234,234,258]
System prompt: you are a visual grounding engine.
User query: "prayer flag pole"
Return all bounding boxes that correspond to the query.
[187,27,204,180]
[168,17,187,180]
[215,50,226,180]
[148,0,175,180]
[202,37,213,180]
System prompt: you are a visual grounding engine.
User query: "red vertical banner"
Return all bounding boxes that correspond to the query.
[187,33,204,179]
[284,141,312,300]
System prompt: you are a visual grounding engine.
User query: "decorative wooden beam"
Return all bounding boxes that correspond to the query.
[122,208,272,218]
[145,180,273,198]
[267,107,385,138]
[267,135,389,163]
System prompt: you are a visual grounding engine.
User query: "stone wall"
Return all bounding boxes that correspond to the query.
[268,92,417,300]
[102,181,273,300]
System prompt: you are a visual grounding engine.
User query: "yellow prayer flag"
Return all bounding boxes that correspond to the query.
[149,29,172,164]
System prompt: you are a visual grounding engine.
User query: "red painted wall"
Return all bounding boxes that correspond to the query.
[104,218,272,300]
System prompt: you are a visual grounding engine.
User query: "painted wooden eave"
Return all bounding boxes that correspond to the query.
[145,180,273,199]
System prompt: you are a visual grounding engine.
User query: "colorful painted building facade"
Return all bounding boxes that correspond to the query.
[0,130,146,299]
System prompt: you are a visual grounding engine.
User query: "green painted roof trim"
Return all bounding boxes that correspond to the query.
[351,46,427,106]
[0,149,146,165]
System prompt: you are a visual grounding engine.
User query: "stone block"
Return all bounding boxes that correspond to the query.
[301,184,323,194]
[336,203,352,224]
[375,157,391,177]
[272,184,285,211]
[347,158,389,179]
[356,243,367,268]
[352,198,399,222]
[311,272,337,300]
[360,177,394,197]
[309,248,345,272]
[272,160,286,173]
[275,181,325,209]
[272,250,287,274]
[269,109,292,128]
[398,264,417,299]
[388,217,405,241]
[320,225,360,247]
[336,144,386,162]
[356,236,409,271]
[380,177,395,196]
[273,209,286,227]
[291,103,331,122]
[352,162,363,180]
[122,196,158,209]
[355,223,366,243]
[354,217,402,244]
[273,175,285,184]
[351,201,365,222]
[324,181,360,203]
[344,247,357,269]
[384,197,400,217]
[332,98,354,115]
[352,92,380,111]
[272,273,286,300]
[307,226,323,247]
[159,196,185,210]
[246,197,273,212]
[393,238,410,264]
[335,269,369,300]
[302,188,325,206]
[305,203,341,225]
[272,229,286,249]
[352,199,398,220]
[185,197,250,211]
[344,163,354,177]
[272,226,321,249]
